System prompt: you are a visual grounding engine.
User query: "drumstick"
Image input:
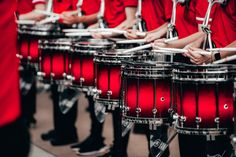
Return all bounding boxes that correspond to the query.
[63,29,89,33]
[213,54,236,64]
[136,32,147,37]
[207,48,236,52]
[164,37,178,43]
[116,39,146,44]
[65,31,112,37]
[34,10,60,18]
[37,16,60,24]
[122,43,152,53]
[153,47,211,55]
[17,20,36,25]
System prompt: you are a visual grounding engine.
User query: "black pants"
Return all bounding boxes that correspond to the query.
[21,66,36,125]
[179,134,233,157]
[87,96,104,141]
[0,118,30,157]
[51,84,78,139]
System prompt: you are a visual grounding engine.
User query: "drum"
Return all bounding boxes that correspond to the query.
[94,48,153,111]
[17,22,62,64]
[172,63,236,135]
[68,39,114,94]
[38,38,74,83]
[121,61,173,125]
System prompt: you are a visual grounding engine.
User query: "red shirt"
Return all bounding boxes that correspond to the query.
[17,0,46,14]
[211,0,236,47]
[53,0,78,13]
[142,0,172,31]
[81,0,100,15]
[104,0,137,28]
[0,0,21,127]
[175,0,198,39]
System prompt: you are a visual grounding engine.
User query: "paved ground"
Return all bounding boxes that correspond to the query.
[30,90,180,157]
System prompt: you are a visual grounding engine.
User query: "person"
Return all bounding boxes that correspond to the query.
[124,1,173,157]
[153,0,234,156]
[17,0,46,128]
[40,0,80,146]
[125,0,173,43]
[184,0,236,65]
[71,1,138,156]
[0,0,30,157]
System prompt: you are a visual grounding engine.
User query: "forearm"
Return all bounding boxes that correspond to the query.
[220,40,236,58]
[167,31,205,48]
[125,7,137,21]
[77,13,98,25]
[147,23,168,37]
[19,4,46,21]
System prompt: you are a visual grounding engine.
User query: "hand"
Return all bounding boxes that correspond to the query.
[185,47,212,65]
[124,29,142,39]
[152,38,168,49]
[61,11,78,25]
[144,32,161,43]
[116,19,136,30]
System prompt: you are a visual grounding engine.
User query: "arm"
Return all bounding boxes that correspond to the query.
[61,11,98,25]
[19,3,46,21]
[115,7,137,30]
[219,40,236,58]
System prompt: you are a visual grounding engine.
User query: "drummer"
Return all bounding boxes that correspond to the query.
[184,0,236,65]
[124,0,173,43]
[124,0,173,157]
[17,0,47,128]
[73,0,138,157]
[153,0,234,156]
[40,0,81,146]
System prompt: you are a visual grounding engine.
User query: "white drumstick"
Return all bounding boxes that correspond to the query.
[207,48,236,52]
[213,54,236,64]
[116,39,146,44]
[153,47,211,55]
[123,43,152,53]
[17,20,36,25]
[164,37,179,43]
[136,32,147,37]
[65,31,112,37]
[63,29,89,33]
[34,10,60,18]
[37,16,60,24]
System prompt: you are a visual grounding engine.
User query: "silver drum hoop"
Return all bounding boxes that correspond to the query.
[122,60,172,79]
[173,63,236,83]
[39,38,75,51]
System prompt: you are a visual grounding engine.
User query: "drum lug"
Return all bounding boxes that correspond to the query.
[27,56,32,60]
[152,109,157,117]
[172,114,178,120]
[136,107,141,116]
[195,117,202,129]
[125,106,130,112]
[37,71,46,77]
[180,116,186,127]
[63,73,67,78]
[215,117,220,128]
[50,73,55,77]
[16,54,23,59]
[80,77,84,86]
[107,90,112,99]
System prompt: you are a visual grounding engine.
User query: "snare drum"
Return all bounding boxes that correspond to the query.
[17,22,62,64]
[38,38,74,83]
[68,39,114,94]
[172,63,235,135]
[121,61,172,125]
[94,48,153,110]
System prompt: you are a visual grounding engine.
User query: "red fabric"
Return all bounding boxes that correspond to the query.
[53,0,77,13]
[142,0,172,31]
[104,0,137,28]
[211,0,236,47]
[81,0,100,15]
[17,0,46,14]
[0,0,21,127]
[175,1,198,39]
